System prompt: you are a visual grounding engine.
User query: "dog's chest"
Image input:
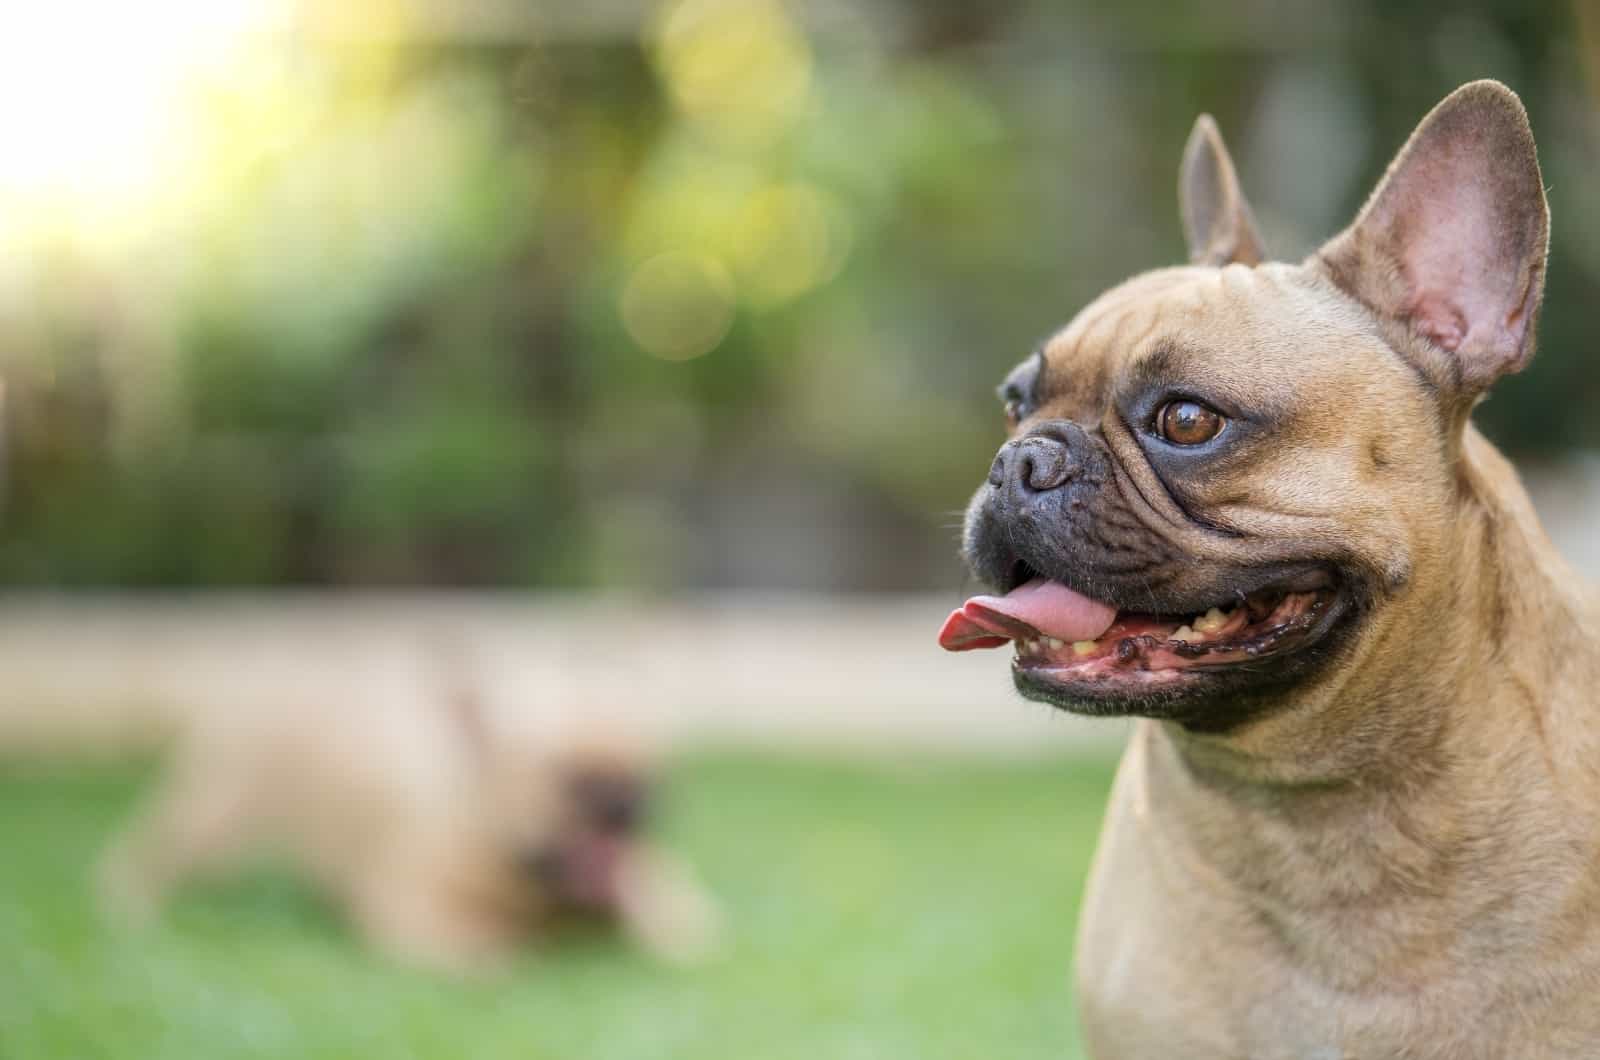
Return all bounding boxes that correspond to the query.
[1074,899,1420,1060]
[1071,760,1338,1059]
[1072,736,1600,1060]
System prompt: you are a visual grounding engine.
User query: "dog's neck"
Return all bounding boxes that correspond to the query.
[1130,427,1600,986]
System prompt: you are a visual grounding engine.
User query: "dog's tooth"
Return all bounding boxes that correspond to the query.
[1072,640,1097,656]
[1046,637,1064,651]
[1171,625,1201,644]
[1193,607,1227,634]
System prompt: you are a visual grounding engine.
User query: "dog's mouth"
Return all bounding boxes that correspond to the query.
[522,834,628,910]
[938,564,1343,688]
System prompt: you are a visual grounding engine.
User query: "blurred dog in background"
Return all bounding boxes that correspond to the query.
[99,643,721,973]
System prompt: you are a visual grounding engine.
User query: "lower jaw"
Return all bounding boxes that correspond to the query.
[1011,661,1306,731]
[1013,644,1286,689]
[1012,657,1219,710]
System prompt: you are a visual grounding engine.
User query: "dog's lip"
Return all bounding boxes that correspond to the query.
[1011,582,1354,695]
[525,834,630,908]
[941,557,1354,703]
[941,561,1341,653]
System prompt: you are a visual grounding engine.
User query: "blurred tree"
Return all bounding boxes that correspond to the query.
[0,0,1594,589]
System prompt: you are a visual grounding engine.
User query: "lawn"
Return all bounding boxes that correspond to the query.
[0,752,1118,1060]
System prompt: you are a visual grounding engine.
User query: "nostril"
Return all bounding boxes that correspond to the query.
[596,794,639,834]
[988,449,1008,487]
[1016,437,1073,492]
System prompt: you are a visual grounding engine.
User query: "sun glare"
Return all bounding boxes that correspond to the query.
[0,0,275,242]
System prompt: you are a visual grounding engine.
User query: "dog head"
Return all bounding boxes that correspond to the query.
[429,656,658,916]
[510,739,655,913]
[941,81,1549,732]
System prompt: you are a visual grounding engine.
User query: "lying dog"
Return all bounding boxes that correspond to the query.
[940,81,1600,1057]
[100,650,719,973]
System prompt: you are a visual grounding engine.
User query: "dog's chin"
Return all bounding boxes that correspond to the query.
[1005,572,1363,733]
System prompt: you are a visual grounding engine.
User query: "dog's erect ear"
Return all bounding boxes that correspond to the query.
[1180,114,1266,267]
[1315,80,1549,394]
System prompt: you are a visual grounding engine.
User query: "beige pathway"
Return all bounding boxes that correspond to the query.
[0,459,1592,758]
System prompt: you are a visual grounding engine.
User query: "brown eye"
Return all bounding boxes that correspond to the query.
[1157,400,1224,445]
[1004,399,1024,428]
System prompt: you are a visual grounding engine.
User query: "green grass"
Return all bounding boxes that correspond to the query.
[0,752,1117,1060]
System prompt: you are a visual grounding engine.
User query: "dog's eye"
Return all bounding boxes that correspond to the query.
[1157,399,1225,445]
[1003,398,1025,428]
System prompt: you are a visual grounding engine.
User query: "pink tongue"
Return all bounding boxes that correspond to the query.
[938,578,1118,652]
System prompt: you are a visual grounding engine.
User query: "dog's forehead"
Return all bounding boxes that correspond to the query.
[1035,263,1356,413]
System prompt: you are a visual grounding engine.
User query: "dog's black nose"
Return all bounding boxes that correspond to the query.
[990,434,1077,496]
[593,789,640,833]
[571,772,647,835]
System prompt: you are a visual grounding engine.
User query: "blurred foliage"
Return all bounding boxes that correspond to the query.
[0,0,1596,588]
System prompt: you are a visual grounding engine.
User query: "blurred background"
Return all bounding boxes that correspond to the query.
[2,0,1598,1057]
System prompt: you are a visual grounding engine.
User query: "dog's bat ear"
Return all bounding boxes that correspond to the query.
[1179,114,1266,268]
[1314,80,1549,394]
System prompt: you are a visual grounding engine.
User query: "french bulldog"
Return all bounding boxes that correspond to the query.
[100,649,720,973]
[939,81,1600,1057]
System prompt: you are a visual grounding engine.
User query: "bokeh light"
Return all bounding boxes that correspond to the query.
[620,251,737,361]
[730,181,852,307]
[655,0,812,144]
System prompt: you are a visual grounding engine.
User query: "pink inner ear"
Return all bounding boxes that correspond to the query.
[1408,291,1467,351]
[1378,134,1541,381]
[1320,82,1547,390]
[1396,171,1510,356]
